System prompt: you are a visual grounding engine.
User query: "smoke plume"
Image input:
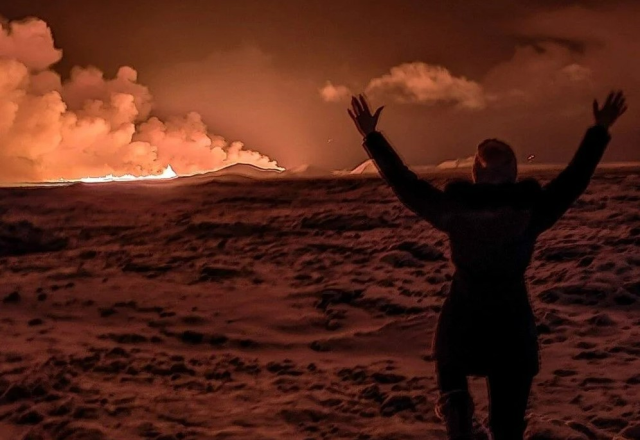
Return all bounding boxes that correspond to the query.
[319,81,352,103]
[365,63,486,109]
[0,18,281,183]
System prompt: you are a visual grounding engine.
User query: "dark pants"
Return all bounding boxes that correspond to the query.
[437,365,533,440]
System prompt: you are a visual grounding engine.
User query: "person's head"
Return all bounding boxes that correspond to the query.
[472,139,517,184]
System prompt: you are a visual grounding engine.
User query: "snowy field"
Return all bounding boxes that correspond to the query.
[0,167,639,440]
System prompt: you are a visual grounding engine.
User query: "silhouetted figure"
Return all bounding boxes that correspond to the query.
[348,92,627,440]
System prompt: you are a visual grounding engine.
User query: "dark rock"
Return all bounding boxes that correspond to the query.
[204,370,231,381]
[209,334,229,346]
[102,333,148,344]
[79,250,97,259]
[181,330,204,344]
[16,410,44,425]
[0,220,68,257]
[1,384,30,403]
[578,256,594,267]
[170,363,195,375]
[299,212,396,232]
[381,251,423,268]
[106,347,129,358]
[380,394,416,416]
[309,341,330,352]
[587,313,616,326]
[590,416,627,431]
[3,291,21,303]
[626,374,640,385]
[538,244,596,262]
[396,241,444,261]
[99,308,117,318]
[316,288,363,310]
[553,369,577,377]
[72,405,100,419]
[199,266,243,282]
[573,350,608,360]
[360,385,386,403]
[372,372,406,384]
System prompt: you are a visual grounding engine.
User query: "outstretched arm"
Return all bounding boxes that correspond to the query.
[531,91,627,233]
[348,95,450,231]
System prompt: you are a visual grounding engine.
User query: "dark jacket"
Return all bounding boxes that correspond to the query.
[362,126,611,376]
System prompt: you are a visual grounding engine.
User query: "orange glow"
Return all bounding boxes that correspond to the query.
[67,165,178,183]
[0,19,282,184]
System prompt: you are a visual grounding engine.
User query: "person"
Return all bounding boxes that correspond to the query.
[348,91,627,440]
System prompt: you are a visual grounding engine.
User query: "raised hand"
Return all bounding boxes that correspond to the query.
[593,91,627,129]
[348,94,384,137]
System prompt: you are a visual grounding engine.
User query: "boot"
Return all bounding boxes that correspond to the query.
[435,390,475,440]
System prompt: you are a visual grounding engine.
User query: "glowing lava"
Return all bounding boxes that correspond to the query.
[73,165,178,183]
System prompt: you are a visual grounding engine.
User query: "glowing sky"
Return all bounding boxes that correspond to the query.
[0,18,280,182]
[2,0,639,176]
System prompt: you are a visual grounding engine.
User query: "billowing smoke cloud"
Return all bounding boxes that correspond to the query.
[0,18,62,70]
[321,2,639,167]
[322,4,633,115]
[319,81,352,103]
[327,50,591,112]
[365,63,486,109]
[0,18,280,183]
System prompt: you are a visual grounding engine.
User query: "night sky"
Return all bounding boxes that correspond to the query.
[2,0,638,171]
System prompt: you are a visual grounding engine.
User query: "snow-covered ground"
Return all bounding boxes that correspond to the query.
[0,168,639,439]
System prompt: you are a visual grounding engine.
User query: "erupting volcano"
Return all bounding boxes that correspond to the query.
[0,18,282,184]
[72,165,178,183]
[2,2,640,439]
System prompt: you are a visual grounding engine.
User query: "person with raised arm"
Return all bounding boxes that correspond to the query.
[348,91,627,440]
